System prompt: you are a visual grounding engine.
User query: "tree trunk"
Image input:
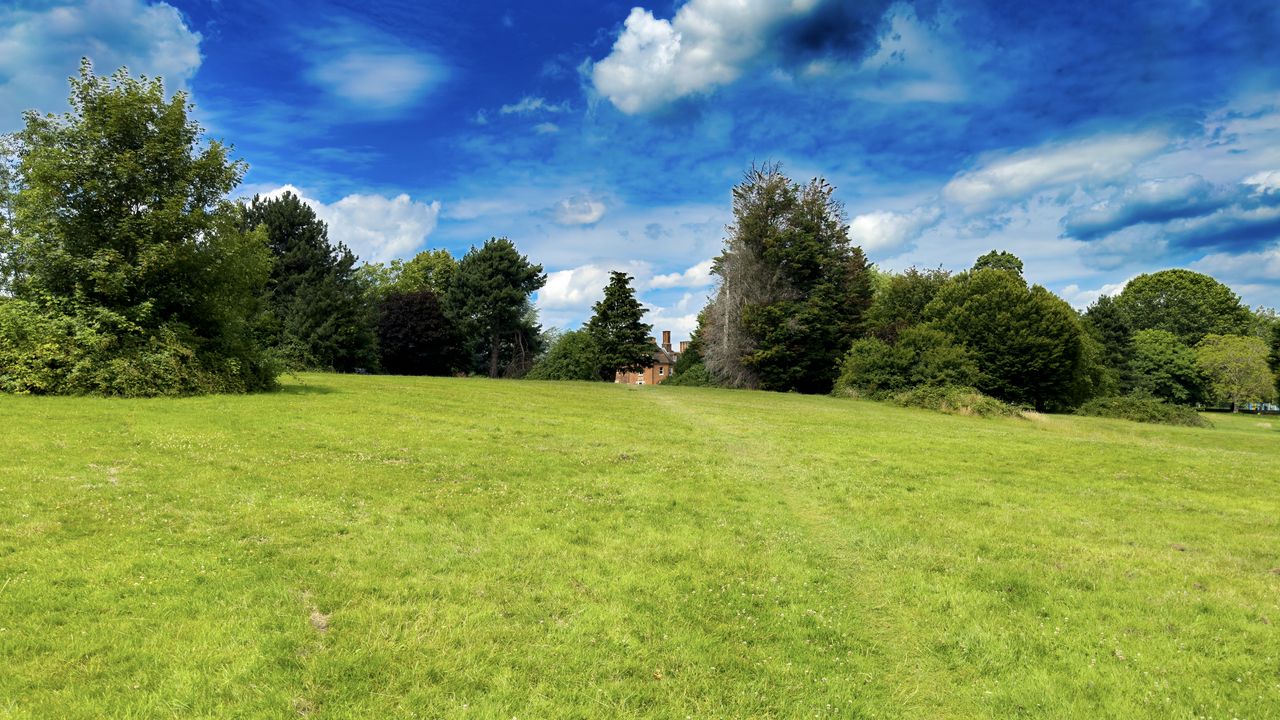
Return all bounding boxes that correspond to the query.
[488,331,500,378]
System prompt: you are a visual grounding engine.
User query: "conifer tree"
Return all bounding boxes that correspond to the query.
[243,192,376,372]
[586,271,653,380]
[448,237,546,378]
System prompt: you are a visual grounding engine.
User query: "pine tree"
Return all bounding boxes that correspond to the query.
[586,271,653,380]
[243,192,376,372]
[448,237,546,378]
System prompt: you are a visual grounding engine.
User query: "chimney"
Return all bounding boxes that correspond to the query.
[662,330,672,352]
[679,341,689,354]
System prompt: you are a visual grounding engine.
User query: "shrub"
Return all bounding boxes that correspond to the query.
[1076,394,1211,427]
[890,385,1017,417]
[525,330,602,381]
[664,361,714,387]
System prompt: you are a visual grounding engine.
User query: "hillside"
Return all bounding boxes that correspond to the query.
[1,375,1277,718]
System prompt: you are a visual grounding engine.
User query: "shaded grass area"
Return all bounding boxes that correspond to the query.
[1,375,1277,718]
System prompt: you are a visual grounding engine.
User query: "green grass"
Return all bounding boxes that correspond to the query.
[1,374,1277,718]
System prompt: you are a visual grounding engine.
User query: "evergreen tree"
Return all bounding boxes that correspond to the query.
[243,192,376,372]
[586,271,653,380]
[1082,294,1135,393]
[703,164,873,394]
[448,237,546,378]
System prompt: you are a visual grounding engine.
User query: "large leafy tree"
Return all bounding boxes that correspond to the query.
[972,250,1024,276]
[863,266,951,342]
[376,290,459,376]
[1131,329,1205,404]
[1194,334,1274,411]
[358,249,458,302]
[703,164,873,393]
[1,61,275,395]
[925,268,1087,410]
[586,271,652,380]
[243,192,376,372]
[1270,323,1280,396]
[1115,269,1252,345]
[525,329,602,381]
[448,237,546,378]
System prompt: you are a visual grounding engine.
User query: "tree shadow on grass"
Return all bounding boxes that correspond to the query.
[277,382,339,396]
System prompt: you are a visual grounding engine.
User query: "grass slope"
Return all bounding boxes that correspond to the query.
[1,375,1277,718]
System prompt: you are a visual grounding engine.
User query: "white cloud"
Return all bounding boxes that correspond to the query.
[591,2,812,114]
[499,96,568,115]
[303,23,445,112]
[1191,243,1280,283]
[943,133,1167,208]
[848,205,943,255]
[849,4,970,104]
[1058,276,1135,309]
[537,264,614,311]
[261,184,440,263]
[0,0,202,131]
[533,122,560,135]
[649,259,715,289]
[554,194,606,225]
[1243,170,1280,194]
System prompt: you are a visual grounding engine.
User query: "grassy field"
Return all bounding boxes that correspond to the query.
[1,374,1277,718]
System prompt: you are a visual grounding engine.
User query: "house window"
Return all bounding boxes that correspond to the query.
[659,366,664,376]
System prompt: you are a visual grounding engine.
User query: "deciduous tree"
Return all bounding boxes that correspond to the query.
[1194,334,1274,411]
[1115,269,1251,345]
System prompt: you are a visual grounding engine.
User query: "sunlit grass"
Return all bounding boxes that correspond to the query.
[1,374,1276,718]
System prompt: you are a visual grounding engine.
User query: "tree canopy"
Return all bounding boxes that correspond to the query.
[0,61,275,395]
[1115,269,1252,345]
[586,271,653,380]
[244,192,376,372]
[972,250,1024,276]
[1194,334,1274,410]
[448,237,546,378]
[702,164,872,394]
[1130,329,1205,404]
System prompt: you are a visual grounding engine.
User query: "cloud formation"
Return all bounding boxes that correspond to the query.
[591,0,893,114]
[262,184,440,263]
[848,205,942,256]
[0,0,202,131]
[499,96,568,115]
[303,22,445,112]
[554,195,606,225]
[649,259,714,289]
[943,133,1167,209]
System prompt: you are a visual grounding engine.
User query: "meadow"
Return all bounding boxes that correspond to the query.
[0,374,1276,718]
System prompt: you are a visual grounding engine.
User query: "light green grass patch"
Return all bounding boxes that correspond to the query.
[1,375,1277,718]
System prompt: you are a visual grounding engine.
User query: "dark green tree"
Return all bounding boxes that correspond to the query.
[376,290,459,376]
[863,266,951,342]
[1,61,275,395]
[525,329,602,381]
[1114,269,1251,345]
[972,250,1024,276]
[1082,294,1135,393]
[243,192,376,372]
[586,271,653,380]
[448,237,546,378]
[925,269,1087,410]
[703,165,873,394]
[1131,329,1205,404]
[1270,323,1280,396]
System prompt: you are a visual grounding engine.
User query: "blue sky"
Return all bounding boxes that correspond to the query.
[3,0,1279,339]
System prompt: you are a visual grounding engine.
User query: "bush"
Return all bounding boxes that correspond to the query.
[1076,394,1211,427]
[525,330,602,381]
[834,325,977,398]
[890,385,1017,417]
[664,361,714,387]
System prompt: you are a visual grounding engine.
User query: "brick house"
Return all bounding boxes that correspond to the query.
[615,330,688,385]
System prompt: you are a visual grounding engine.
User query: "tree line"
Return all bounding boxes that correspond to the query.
[2,64,1277,411]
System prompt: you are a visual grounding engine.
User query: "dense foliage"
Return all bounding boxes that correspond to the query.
[244,192,376,372]
[924,268,1089,411]
[835,325,978,398]
[862,267,950,342]
[448,238,546,378]
[702,164,873,393]
[1115,269,1252,345]
[586,271,653,380]
[1194,334,1274,410]
[0,63,276,396]
[376,290,459,376]
[1130,329,1205,404]
[524,330,602,381]
[1076,393,1210,427]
